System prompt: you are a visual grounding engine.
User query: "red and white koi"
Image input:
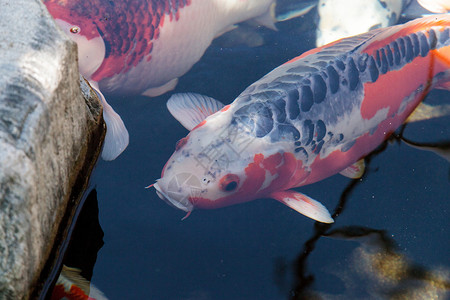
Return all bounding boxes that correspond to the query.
[51,265,107,300]
[43,0,276,160]
[153,15,450,223]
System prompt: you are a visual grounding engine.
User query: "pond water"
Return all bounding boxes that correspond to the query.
[52,10,449,300]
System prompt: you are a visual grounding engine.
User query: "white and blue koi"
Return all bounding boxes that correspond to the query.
[153,15,450,222]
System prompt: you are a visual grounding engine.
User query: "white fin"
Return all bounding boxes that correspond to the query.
[276,1,316,22]
[58,265,90,293]
[142,78,178,97]
[89,285,109,300]
[90,82,129,160]
[167,93,225,130]
[406,102,450,123]
[58,265,109,300]
[270,190,334,223]
[251,2,277,30]
[339,159,365,179]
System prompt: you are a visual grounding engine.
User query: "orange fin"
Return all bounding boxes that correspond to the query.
[270,190,334,223]
[339,159,365,179]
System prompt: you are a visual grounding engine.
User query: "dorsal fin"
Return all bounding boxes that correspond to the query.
[284,29,380,66]
[167,93,225,131]
[361,13,450,53]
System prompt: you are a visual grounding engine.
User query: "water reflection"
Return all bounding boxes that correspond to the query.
[311,226,449,299]
[402,137,450,181]
[46,189,105,300]
[402,137,450,163]
[275,135,450,299]
[285,175,364,299]
[272,136,388,298]
[62,189,104,281]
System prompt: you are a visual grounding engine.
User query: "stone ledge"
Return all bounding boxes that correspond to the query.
[0,0,105,298]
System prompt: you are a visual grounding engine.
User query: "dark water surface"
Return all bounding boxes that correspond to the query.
[66,14,448,300]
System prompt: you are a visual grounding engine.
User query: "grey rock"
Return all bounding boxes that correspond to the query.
[0,0,105,299]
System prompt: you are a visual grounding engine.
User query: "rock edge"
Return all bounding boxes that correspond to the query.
[0,0,105,298]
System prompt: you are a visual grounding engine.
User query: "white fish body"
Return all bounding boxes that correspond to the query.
[418,0,450,13]
[100,0,276,97]
[45,0,276,160]
[316,0,410,46]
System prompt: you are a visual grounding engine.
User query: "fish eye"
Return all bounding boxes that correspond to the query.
[70,26,80,34]
[219,174,239,192]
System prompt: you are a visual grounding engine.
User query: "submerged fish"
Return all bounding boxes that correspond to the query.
[316,0,412,46]
[153,15,450,222]
[43,0,276,160]
[275,0,317,22]
[51,265,107,300]
[418,0,450,13]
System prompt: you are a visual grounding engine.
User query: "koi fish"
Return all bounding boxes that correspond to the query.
[152,14,450,222]
[43,0,276,160]
[51,265,107,300]
[418,0,450,13]
[316,0,412,47]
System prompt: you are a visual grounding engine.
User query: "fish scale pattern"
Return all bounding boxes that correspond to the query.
[231,26,450,161]
[44,0,191,78]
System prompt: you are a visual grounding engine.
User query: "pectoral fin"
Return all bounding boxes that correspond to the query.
[90,81,129,161]
[57,265,107,299]
[339,159,365,179]
[166,93,225,130]
[270,190,334,223]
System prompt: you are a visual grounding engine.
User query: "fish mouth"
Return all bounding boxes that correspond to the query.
[153,181,193,212]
